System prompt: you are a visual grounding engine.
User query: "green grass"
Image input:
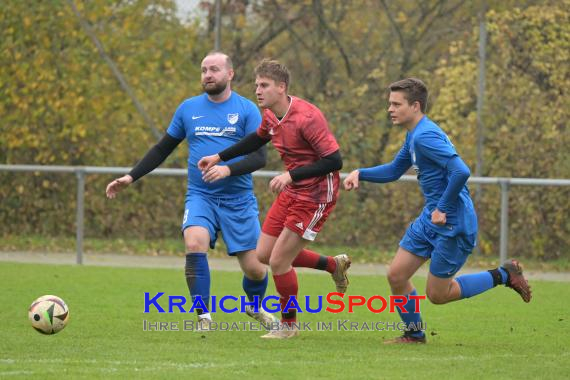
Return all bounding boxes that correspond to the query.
[1,262,569,379]
[2,234,570,271]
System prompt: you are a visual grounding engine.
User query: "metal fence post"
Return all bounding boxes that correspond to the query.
[499,180,510,263]
[76,168,85,265]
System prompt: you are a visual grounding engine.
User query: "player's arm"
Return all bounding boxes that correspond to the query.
[220,132,269,160]
[128,133,183,181]
[415,131,469,225]
[202,144,267,183]
[198,132,270,173]
[106,133,183,198]
[360,142,412,182]
[289,150,342,181]
[226,145,267,176]
[344,141,411,191]
[436,156,470,213]
[266,150,342,194]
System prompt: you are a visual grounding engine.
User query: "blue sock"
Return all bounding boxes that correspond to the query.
[185,253,210,314]
[243,272,268,309]
[397,289,425,338]
[456,271,494,298]
[456,267,509,299]
[498,267,508,283]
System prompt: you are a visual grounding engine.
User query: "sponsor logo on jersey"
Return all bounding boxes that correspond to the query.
[227,113,239,124]
[195,126,237,136]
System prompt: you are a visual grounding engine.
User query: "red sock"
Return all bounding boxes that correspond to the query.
[292,249,337,274]
[273,268,298,326]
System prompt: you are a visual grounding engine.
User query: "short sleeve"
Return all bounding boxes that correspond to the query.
[243,100,262,135]
[301,109,339,157]
[256,111,271,139]
[166,102,187,140]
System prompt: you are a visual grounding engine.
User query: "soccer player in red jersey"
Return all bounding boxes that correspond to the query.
[198,59,350,339]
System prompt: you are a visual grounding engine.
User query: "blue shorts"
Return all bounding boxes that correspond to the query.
[182,192,260,256]
[399,217,477,278]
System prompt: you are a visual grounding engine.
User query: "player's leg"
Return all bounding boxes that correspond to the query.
[269,227,308,321]
[292,249,351,293]
[292,248,335,273]
[287,198,351,293]
[261,227,307,339]
[260,194,306,339]
[384,247,429,343]
[424,233,471,305]
[425,274,461,304]
[384,219,430,344]
[181,194,218,329]
[430,234,532,303]
[288,199,346,276]
[235,249,278,325]
[183,226,213,326]
[269,227,309,275]
[387,247,428,295]
[217,193,277,324]
[256,232,278,265]
[236,249,267,302]
[255,192,288,266]
[426,266,529,304]
[218,193,268,307]
[457,257,532,302]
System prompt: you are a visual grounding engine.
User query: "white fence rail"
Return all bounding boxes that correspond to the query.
[1,164,569,265]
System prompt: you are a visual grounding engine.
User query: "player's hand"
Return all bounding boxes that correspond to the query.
[343,170,360,191]
[269,172,292,193]
[106,175,133,199]
[202,165,231,183]
[198,154,221,173]
[431,209,447,225]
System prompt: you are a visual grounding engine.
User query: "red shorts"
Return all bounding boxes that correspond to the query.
[262,191,337,241]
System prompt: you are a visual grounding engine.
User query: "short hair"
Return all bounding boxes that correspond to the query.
[388,78,428,113]
[254,59,290,89]
[205,50,233,70]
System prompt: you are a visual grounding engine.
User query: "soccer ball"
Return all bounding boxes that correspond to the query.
[28,295,70,335]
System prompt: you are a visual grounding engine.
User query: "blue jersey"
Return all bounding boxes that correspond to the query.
[359,116,477,236]
[167,92,262,196]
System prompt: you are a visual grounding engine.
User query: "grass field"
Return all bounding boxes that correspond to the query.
[1,262,569,379]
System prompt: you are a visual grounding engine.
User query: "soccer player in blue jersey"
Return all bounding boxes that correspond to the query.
[343,78,532,344]
[105,52,276,329]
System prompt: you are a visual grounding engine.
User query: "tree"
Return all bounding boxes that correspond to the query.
[431,2,570,258]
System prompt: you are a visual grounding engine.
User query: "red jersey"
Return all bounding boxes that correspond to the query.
[257,96,340,203]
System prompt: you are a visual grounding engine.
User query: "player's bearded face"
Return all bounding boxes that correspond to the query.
[200,54,233,96]
[202,78,228,95]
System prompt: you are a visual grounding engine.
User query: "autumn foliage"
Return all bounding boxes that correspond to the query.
[1,1,568,259]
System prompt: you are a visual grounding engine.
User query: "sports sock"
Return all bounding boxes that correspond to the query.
[496,267,508,284]
[273,268,299,326]
[292,248,337,273]
[243,272,268,309]
[397,289,425,338]
[455,266,508,298]
[185,253,210,317]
